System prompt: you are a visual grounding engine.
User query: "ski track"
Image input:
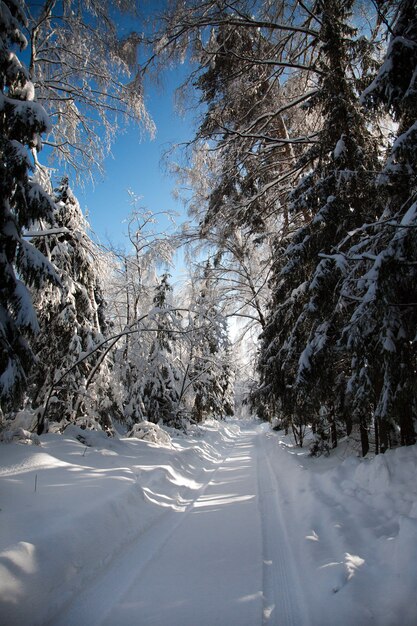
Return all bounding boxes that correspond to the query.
[53,426,307,626]
[257,433,310,626]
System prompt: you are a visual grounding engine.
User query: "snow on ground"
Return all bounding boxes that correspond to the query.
[260,429,417,625]
[0,418,417,625]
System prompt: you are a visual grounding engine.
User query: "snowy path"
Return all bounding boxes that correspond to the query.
[2,421,417,625]
[257,433,310,626]
[52,426,307,626]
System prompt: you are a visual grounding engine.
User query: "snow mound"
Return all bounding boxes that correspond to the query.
[127,420,172,447]
[0,427,40,446]
[64,424,113,447]
[1,407,40,445]
[2,408,37,432]
[265,426,417,625]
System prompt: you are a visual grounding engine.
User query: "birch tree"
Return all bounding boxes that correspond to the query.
[26,0,154,179]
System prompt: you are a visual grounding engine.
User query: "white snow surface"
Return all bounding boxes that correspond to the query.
[1,419,417,625]
[333,135,346,159]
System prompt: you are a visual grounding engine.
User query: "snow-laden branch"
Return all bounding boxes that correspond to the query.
[36,303,230,432]
[25,227,70,237]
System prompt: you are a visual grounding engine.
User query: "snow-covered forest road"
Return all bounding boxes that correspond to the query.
[1,420,417,626]
[55,426,307,626]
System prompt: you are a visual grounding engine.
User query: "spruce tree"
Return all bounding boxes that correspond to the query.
[31,177,119,432]
[195,21,279,235]
[141,273,182,425]
[0,0,56,411]
[190,263,234,423]
[341,0,417,450]
[258,0,379,453]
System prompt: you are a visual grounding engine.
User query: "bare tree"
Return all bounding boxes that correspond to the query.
[26,0,154,180]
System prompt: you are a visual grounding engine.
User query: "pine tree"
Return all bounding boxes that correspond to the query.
[341,0,417,450]
[0,0,56,411]
[258,0,379,452]
[31,177,119,432]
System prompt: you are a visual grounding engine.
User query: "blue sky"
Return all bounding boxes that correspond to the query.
[75,64,196,255]
[25,1,201,279]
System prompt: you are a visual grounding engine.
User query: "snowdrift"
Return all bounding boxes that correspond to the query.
[0,419,417,625]
[0,420,238,625]
[261,429,417,625]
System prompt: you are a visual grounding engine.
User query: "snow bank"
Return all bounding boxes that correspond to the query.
[0,419,237,625]
[2,419,417,625]
[127,420,173,447]
[263,427,417,625]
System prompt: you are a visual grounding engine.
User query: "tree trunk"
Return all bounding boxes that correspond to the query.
[291,420,299,446]
[400,404,416,446]
[330,405,337,449]
[345,414,353,436]
[360,416,369,457]
[379,418,389,453]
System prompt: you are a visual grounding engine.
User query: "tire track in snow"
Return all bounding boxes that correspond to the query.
[99,429,262,626]
[256,432,310,626]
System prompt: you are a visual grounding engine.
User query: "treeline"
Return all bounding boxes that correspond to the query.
[0,0,234,434]
[2,0,417,455]
[146,0,417,455]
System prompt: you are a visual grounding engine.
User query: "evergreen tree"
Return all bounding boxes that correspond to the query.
[341,0,417,450]
[141,273,182,425]
[218,345,235,420]
[0,0,56,411]
[190,263,234,423]
[31,177,120,432]
[153,0,320,241]
[258,0,379,453]
[196,21,280,235]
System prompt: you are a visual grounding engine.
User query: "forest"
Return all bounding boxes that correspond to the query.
[1,1,417,625]
[1,0,416,458]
